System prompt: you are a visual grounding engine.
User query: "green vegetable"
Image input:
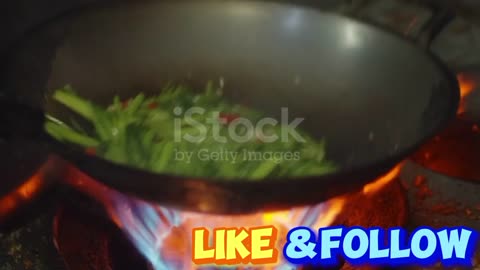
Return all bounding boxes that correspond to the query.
[44,83,337,180]
[45,120,99,147]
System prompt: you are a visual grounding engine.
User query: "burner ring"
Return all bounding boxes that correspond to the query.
[53,179,406,270]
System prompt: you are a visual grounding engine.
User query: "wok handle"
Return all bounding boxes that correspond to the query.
[413,2,456,48]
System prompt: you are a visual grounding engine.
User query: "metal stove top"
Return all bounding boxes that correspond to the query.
[1,0,479,269]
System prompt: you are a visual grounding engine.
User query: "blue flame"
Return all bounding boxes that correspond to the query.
[105,191,333,270]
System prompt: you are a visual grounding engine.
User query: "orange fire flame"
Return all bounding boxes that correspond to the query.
[0,167,45,220]
[363,163,403,195]
[64,162,402,270]
[457,73,476,115]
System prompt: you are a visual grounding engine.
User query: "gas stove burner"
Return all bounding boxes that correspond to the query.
[53,178,406,270]
[412,69,480,183]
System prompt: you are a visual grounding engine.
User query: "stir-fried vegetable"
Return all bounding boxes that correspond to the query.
[45,83,337,180]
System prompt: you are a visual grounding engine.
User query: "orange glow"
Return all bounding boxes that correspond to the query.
[63,165,124,227]
[363,163,403,195]
[0,168,45,219]
[168,197,346,269]
[457,73,476,114]
[411,119,480,181]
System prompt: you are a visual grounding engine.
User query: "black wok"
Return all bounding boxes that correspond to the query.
[0,0,459,214]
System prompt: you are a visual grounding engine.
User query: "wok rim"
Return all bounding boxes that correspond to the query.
[1,0,460,213]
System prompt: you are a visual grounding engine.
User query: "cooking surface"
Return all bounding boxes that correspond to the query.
[0,161,479,270]
[1,0,480,269]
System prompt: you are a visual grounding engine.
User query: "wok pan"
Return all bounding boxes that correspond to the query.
[0,0,459,214]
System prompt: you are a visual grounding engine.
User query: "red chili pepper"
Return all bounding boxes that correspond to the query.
[85,147,97,156]
[148,102,158,110]
[122,99,131,109]
[219,112,240,124]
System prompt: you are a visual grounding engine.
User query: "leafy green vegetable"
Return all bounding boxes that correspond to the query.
[44,83,337,180]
